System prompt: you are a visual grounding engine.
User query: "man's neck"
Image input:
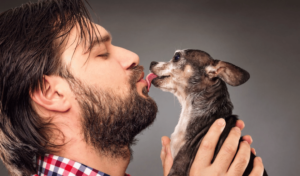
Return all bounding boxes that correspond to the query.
[53,134,130,176]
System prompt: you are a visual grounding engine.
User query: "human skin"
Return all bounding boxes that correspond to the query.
[161,119,264,176]
[30,23,264,176]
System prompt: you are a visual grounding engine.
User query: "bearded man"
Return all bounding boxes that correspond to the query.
[0,0,264,176]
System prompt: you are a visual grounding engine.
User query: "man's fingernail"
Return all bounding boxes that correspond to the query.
[252,148,256,155]
[243,140,249,144]
[234,127,240,132]
[256,157,262,162]
[161,139,164,146]
[217,118,225,126]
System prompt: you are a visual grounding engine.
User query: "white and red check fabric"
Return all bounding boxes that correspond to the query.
[32,154,131,176]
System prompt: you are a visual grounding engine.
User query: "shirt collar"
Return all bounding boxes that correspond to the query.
[33,154,130,176]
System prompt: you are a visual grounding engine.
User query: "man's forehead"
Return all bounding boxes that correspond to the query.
[66,23,111,45]
[87,24,112,52]
[61,23,111,65]
[90,24,111,41]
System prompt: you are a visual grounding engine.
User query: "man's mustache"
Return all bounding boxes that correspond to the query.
[130,65,144,86]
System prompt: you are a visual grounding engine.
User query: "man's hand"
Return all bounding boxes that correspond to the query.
[160,119,264,176]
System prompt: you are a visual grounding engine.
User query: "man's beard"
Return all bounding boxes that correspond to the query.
[62,66,158,159]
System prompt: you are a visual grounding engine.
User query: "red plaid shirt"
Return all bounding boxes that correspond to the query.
[32,154,131,176]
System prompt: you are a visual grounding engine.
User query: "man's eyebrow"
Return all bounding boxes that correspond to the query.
[88,34,111,51]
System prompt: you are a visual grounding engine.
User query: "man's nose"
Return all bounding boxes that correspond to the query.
[113,46,139,70]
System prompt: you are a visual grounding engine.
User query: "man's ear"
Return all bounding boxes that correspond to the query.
[31,75,71,112]
[205,60,250,86]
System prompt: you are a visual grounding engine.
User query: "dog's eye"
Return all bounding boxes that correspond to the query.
[173,53,181,62]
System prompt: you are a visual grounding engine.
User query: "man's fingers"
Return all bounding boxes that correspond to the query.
[249,157,264,176]
[251,148,256,155]
[161,136,173,176]
[242,135,253,145]
[236,120,245,130]
[191,118,226,170]
[213,127,241,173]
[227,141,251,175]
[160,138,166,165]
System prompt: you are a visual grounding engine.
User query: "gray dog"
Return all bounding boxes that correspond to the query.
[147,49,268,176]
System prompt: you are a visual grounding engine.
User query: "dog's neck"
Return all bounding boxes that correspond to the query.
[177,80,233,114]
[170,80,233,157]
[174,80,233,136]
[190,80,233,121]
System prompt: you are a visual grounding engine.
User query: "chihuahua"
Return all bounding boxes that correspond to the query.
[147,49,267,176]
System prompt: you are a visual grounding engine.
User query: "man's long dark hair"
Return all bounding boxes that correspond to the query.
[0,0,99,175]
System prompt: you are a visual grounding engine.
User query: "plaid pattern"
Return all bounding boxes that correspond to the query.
[32,154,131,176]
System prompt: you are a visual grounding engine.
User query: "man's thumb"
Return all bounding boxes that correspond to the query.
[161,136,173,176]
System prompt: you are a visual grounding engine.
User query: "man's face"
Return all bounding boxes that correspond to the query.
[62,24,148,98]
[60,23,157,158]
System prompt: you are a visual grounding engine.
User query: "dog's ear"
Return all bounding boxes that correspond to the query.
[205,60,250,86]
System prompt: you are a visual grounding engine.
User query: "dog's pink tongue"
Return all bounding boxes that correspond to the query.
[146,73,158,91]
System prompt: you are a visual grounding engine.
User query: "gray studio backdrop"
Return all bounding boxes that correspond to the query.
[0,0,299,175]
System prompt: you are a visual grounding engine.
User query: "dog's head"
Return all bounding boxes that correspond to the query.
[149,49,250,96]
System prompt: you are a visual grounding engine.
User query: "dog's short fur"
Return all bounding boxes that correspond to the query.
[150,49,267,176]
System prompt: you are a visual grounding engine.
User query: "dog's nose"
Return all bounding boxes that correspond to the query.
[150,61,158,69]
